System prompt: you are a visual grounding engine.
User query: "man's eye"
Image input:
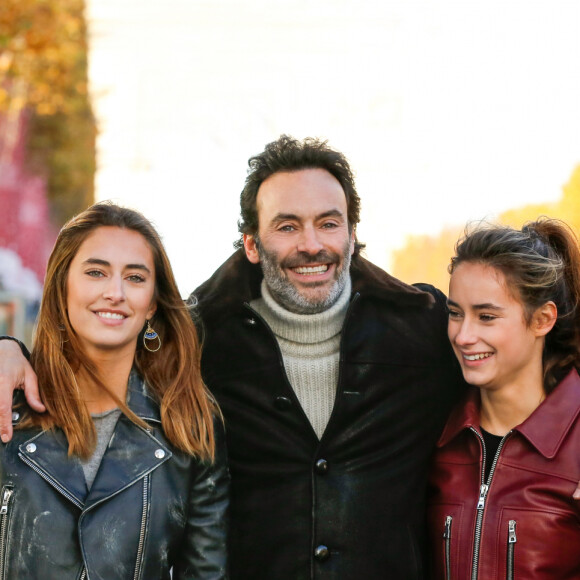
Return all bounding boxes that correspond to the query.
[279,225,295,232]
[321,222,338,229]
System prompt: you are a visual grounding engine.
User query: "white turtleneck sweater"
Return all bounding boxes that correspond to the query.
[250,277,352,439]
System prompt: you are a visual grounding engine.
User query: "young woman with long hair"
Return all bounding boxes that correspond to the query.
[0,202,228,579]
[428,218,580,579]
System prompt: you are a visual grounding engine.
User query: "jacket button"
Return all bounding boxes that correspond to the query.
[314,545,330,561]
[274,396,292,411]
[155,449,166,459]
[11,411,19,422]
[244,318,257,326]
[26,443,37,453]
[315,459,329,474]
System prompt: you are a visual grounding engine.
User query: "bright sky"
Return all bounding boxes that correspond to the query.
[87,0,580,296]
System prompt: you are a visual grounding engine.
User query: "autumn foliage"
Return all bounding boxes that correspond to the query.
[392,164,580,291]
[0,0,95,225]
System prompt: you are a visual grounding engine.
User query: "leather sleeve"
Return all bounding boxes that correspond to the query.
[173,416,230,579]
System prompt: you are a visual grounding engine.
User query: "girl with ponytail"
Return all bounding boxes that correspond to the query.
[428,218,580,579]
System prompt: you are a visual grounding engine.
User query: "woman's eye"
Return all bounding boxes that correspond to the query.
[447,308,462,318]
[86,270,104,278]
[127,274,145,283]
[480,314,496,322]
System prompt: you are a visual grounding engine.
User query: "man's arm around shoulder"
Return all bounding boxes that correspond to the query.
[0,338,44,442]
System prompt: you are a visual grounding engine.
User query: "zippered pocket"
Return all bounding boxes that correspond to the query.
[443,515,452,580]
[0,485,14,580]
[506,519,517,580]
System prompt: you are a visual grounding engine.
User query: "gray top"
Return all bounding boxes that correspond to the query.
[80,408,122,489]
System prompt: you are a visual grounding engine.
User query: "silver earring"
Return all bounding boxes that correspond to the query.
[143,321,161,352]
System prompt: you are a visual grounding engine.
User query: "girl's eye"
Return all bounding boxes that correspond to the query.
[480,314,497,322]
[447,308,462,319]
[127,274,145,283]
[86,270,104,278]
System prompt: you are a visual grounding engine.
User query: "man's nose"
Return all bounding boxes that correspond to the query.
[297,227,324,254]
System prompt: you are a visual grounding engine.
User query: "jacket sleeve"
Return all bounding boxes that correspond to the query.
[173,416,230,579]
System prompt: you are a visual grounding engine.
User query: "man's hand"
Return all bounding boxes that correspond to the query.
[0,340,44,442]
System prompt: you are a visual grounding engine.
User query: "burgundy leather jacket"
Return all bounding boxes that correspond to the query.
[428,368,580,580]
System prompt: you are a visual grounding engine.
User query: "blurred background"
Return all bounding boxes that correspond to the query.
[1,0,579,341]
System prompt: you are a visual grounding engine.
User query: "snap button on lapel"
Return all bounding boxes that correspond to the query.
[12,412,19,422]
[26,443,37,453]
[155,449,165,459]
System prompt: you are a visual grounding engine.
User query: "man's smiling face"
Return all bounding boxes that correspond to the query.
[243,168,355,314]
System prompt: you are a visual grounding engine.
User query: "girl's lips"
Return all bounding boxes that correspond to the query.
[96,311,126,319]
[462,352,493,361]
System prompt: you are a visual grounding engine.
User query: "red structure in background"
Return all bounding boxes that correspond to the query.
[0,108,55,286]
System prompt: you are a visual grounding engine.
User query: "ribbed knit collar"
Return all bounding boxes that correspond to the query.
[251,276,352,346]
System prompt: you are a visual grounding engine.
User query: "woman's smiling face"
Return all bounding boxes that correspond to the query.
[66,226,157,361]
[447,261,546,392]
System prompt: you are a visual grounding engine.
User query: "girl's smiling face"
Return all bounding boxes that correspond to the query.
[66,226,157,361]
[447,261,549,392]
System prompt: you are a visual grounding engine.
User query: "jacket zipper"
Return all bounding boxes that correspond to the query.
[133,474,150,580]
[0,486,14,580]
[469,428,511,580]
[18,453,84,509]
[443,515,452,580]
[506,519,517,580]
[79,567,87,580]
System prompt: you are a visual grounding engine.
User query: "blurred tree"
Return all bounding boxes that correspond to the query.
[0,0,96,225]
[392,164,580,289]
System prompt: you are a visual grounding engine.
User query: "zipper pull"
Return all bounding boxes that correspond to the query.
[476,484,489,510]
[443,515,452,538]
[0,488,13,515]
[508,520,517,543]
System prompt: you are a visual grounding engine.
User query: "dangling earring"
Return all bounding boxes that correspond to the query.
[143,320,161,352]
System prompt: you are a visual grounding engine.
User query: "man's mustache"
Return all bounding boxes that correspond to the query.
[281,250,340,269]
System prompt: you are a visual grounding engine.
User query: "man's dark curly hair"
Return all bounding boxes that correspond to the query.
[234,135,364,254]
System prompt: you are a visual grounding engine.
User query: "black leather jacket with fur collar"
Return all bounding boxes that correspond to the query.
[190,250,464,580]
[0,372,229,580]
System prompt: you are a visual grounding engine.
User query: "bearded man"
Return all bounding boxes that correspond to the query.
[1,135,463,579]
[188,135,463,579]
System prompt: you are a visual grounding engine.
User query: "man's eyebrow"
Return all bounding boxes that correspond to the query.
[270,209,345,224]
[82,258,151,273]
[446,299,504,311]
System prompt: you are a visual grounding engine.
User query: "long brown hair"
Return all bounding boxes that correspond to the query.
[450,218,580,393]
[26,202,218,460]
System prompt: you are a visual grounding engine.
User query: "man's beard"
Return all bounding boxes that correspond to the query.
[256,237,352,315]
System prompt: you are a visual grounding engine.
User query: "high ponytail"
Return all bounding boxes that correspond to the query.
[450,217,580,393]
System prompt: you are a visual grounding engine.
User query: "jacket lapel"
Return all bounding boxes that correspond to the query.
[18,429,89,508]
[84,375,172,509]
[84,415,171,509]
[18,372,172,511]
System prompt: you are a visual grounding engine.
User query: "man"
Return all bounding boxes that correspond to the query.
[0,135,464,578]
[187,135,464,578]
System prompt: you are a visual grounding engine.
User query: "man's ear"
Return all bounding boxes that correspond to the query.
[243,234,260,264]
[532,301,557,337]
[349,229,355,256]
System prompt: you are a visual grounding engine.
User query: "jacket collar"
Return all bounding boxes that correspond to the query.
[18,372,171,509]
[438,368,580,459]
[191,248,434,325]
